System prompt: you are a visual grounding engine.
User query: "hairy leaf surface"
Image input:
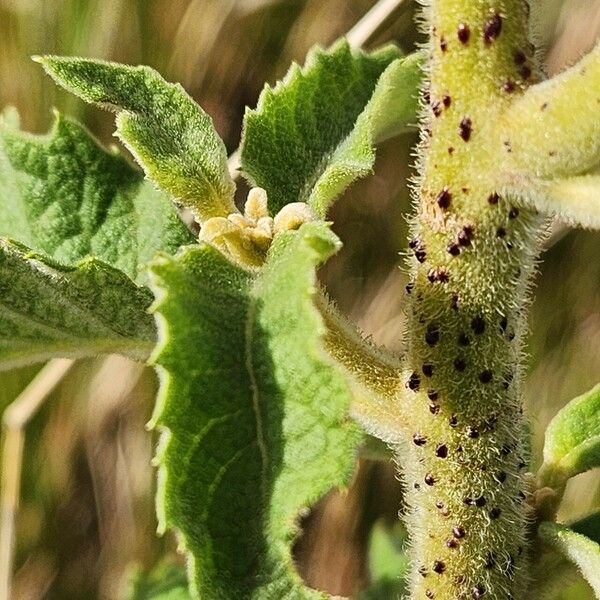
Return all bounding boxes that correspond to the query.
[540,383,600,488]
[502,169,600,230]
[0,112,194,284]
[240,40,422,215]
[149,222,361,599]
[538,522,600,597]
[127,562,191,600]
[0,239,155,370]
[571,512,600,545]
[37,56,236,221]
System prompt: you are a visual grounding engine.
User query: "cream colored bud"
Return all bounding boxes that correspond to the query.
[244,187,269,221]
[273,202,317,234]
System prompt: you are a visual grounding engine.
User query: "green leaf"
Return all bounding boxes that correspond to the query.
[36,56,236,221]
[126,562,191,600]
[571,512,600,546]
[240,39,422,215]
[149,222,361,599]
[539,383,600,488]
[538,522,600,598]
[0,111,194,285]
[0,239,155,371]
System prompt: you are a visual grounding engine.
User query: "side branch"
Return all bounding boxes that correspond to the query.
[500,42,600,180]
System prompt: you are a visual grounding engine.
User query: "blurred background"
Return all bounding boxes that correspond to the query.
[0,0,599,598]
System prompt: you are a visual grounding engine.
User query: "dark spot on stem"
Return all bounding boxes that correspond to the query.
[432,101,442,117]
[443,94,452,108]
[449,415,458,427]
[437,187,452,209]
[483,13,503,44]
[479,369,493,384]
[422,364,434,377]
[448,146,454,154]
[458,333,470,346]
[426,324,440,346]
[458,226,473,246]
[471,316,485,334]
[489,507,501,519]
[496,227,506,238]
[487,192,499,205]
[509,206,519,219]
[429,403,441,414]
[428,389,439,401]
[453,526,465,538]
[407,371,421,391]
[475,496,487,507]
[502,79,516,93]
[453,358,466,371]
[413,434,427,446]
[519,64,532,79]
[467,426,480,439]
[495,471,507,484]
[446,539,458,549]
[459,117,472,141]
[457,23,471,43]
[440,36,448,52]
[432,560,446,574]
[436,444,448,458]
[514,49,527,65]
[448,242,461,256]
[425,473,436,486]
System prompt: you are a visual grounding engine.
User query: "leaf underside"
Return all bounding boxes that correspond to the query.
[240,39,422,215]
[149,222,361,599]
[0,110,193,367]
[538,522,600,598]
[36,56,236,221]
[0,239,155,371]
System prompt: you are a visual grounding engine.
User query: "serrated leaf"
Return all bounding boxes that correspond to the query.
[538,522,600,598]
[36,56,236,221]
[0,112,194,285]
[539,383,600,488]
[0,239,155,371]
[149,222,361,599]
[240,39,422,215]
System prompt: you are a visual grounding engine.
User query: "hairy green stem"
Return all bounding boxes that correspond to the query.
[399,1,543,598]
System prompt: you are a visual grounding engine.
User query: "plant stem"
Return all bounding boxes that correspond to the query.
[401,1,543,598]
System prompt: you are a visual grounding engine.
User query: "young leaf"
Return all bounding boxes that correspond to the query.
[36,56,236,221]
[149,222,361,598]
[502,42,600,180]
[0,112,194,285]
[538,522,600,597]
[0,239,155,371]
[240,39,422,215]
[501,169,600,230]
[539,383,600,489]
